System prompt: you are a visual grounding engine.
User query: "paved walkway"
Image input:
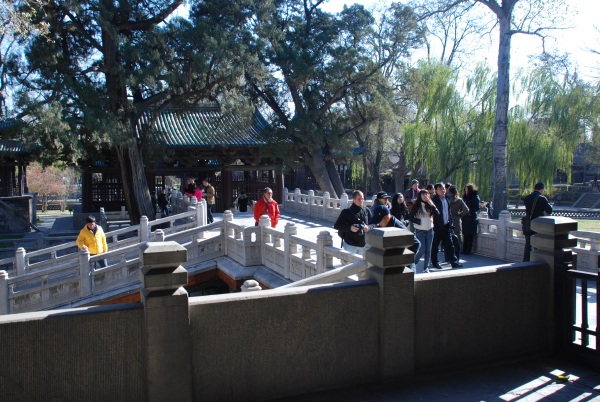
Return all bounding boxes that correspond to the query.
[36,209,511,271]
[281,356,600,402]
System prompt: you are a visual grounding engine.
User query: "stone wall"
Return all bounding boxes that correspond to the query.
[0,196,33,233]
[189,283,380,401]
[0,304,145,401]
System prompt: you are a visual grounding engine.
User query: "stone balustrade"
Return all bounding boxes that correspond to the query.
[283,188,600,269]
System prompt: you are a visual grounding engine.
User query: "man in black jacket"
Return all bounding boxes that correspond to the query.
[523,182,553,262]
[334,190,375,256]
[430,183,462,269]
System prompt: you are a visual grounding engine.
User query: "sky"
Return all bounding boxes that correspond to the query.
[320,0,599,81]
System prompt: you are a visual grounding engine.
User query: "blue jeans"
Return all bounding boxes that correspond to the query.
[342,241,366,256]
[414,229,434,273]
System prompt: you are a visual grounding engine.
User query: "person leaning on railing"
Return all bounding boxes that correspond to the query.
[76,215,108,268]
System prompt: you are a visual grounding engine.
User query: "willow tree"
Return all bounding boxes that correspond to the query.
[400,60,494,195]
[425,0,570,216]
[16,1,244,223]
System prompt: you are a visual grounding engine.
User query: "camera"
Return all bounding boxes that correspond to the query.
[353,223,365,236]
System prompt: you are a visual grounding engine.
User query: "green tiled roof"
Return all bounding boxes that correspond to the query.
[137,107,272,148]
[0,139,27,154]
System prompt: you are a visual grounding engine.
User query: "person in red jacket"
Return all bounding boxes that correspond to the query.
[253,187,280,228]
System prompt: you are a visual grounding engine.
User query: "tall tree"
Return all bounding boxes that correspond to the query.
[219,0,421,197]
[422,0,570,217]
[16,1,244,223]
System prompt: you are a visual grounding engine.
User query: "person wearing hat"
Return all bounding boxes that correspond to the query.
[371,192,421,268]
[371,191,392,215]
[76,215,108,268]
[522,182,553,262]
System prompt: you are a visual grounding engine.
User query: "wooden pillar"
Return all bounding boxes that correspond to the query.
[82,170,93,213]
[275,168,284,204]
[222,170,232,212]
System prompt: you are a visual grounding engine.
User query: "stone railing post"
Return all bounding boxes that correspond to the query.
[322,191,330,219]
[15,247,26,276]
[530,216,578,351]
[340,193,349,209]
[140,241,192,402]
[200,199,208,226]
[365,227,415,379]
[223,210,234,256]
[316,231,333,274]
[241,280,262,292]
[294,188,301,212]
[283,223,297,279]
[259,214,271,247]
[153,229,165,242]
[283,188,289,209]
[0,271,9,314]
[140,216,149,242]
[496,210,511,260]
[121,205,127,219]
[79,249,92,297]
[99,207,108,231]
[308,190,314,217]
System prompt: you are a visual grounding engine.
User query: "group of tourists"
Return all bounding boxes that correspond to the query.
[334,179,483,273]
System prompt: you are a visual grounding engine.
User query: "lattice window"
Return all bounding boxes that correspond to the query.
[91,173,124,202]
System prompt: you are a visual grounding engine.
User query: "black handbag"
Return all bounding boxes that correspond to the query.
[521,195,540,236]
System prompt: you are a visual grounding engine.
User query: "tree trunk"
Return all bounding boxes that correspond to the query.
[325,159,345,197]
[491,13,511,219]
[116,145,155,224]
[394,147,407,193]
[304,150,339,198]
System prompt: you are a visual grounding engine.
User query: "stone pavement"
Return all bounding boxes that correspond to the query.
[280,356,600,402]
[229,210,511,272]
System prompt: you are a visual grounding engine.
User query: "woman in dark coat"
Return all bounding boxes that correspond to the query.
[461,183,481,255]
[390,193,410,224]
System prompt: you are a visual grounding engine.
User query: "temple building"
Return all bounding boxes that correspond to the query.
[80,105,287,213]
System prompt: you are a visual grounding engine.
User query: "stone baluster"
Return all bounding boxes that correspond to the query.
[0,271,9,314]
[79,248,92,297]
[223,210,234,255]
[140,241,192,402]
[302,245,311,260]
[294,188,301,212]
[120,205,127,219]
[15,247,25,276]
[153,229,165,242]
[495,210,511,260]
[241,279,262,292]
[366,227,415,379]
[340,192,349,209]
[316,231,333,274]
[259,214,271,246]
[283,223,297,279]
[283,187,288,209]
[529,216,578,351]
[308,190,314,217]
[139,216,148,242]
[322,191,330,218]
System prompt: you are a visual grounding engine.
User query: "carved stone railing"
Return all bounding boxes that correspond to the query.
[282,188,374,223]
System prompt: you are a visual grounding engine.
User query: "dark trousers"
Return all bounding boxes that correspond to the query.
[523,234,532,262]
[207,204,214,223]
[92,256,108,269]
[463,234,475,254]
[431,223,458,265]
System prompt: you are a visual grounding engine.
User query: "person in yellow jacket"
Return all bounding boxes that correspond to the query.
[76,215,108,268]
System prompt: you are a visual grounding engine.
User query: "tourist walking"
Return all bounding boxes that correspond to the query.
[448,186,469,255]
[254,187,280,228]
[76,215,108,268]
[158,188,169,217]
[334,190,375,256]
[202,178,216,224]
[430,183,462,269]
[461,183,481,255]
[409,190,439,273]
[522,182,552,262]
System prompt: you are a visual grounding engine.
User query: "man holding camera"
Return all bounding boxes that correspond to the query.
[334,190,375,256]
